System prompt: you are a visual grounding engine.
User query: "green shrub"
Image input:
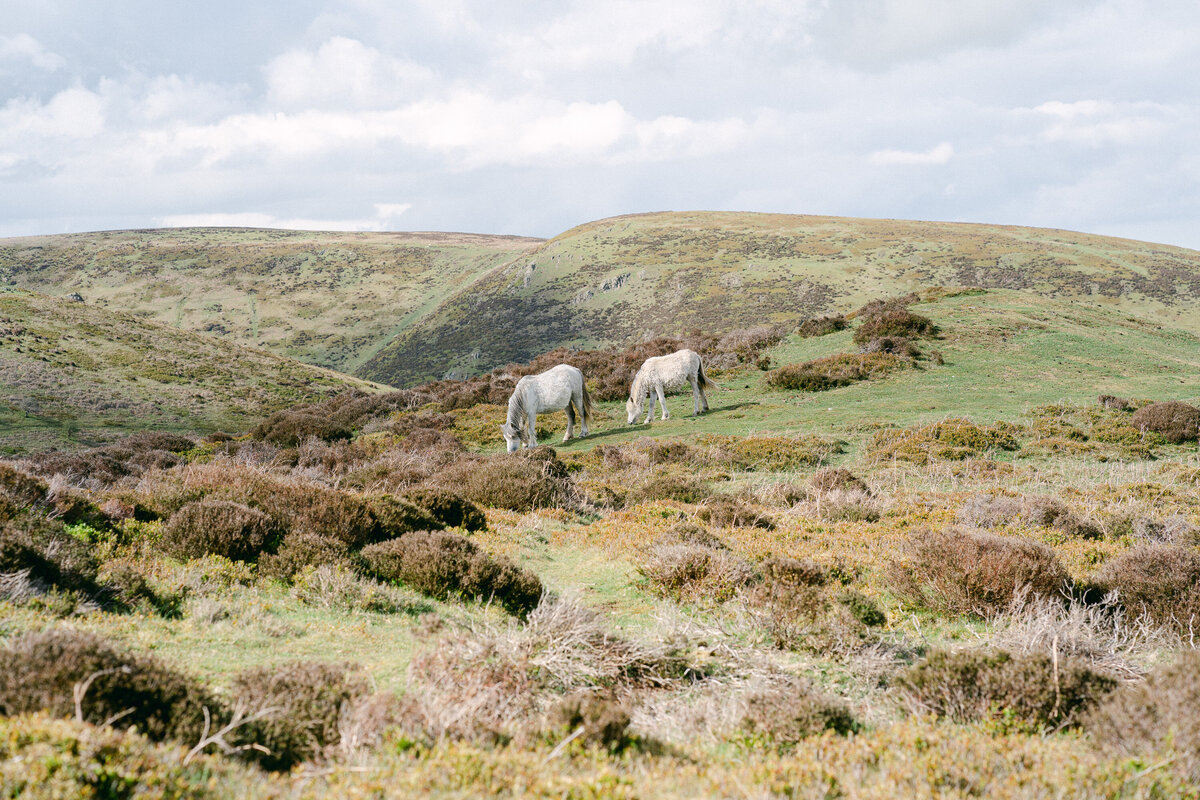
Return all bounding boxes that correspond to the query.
[232,661,375,770]
[888,528,1070,616]
[1131,401,1200,444]
[628,474,713,505]
[895,649,1117,729]
[1091,545,1200,632]
[402,487,487,532]
[161,499,280,562]
[98,561,184,618]
[1086,651,1200,784]
[361,531,543,617]
[0,629,220,746]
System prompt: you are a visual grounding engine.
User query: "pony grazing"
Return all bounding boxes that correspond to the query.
[626,349,715,425]
[500,364,592,452]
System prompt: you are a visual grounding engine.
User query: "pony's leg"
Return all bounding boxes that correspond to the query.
[526,413,538,448]
[644,392,655,424]
[564,402,575,441]
[691,377,701,416]
[656,384,670,419]
[575,389,589,437]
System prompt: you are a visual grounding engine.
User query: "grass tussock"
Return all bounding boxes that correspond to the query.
[888,527,1070,617]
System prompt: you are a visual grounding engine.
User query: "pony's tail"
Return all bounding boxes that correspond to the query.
[697,359,719,390]
[580,381,594,421]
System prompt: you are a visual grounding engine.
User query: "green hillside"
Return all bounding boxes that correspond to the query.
[0,227,540,374]
[360,211,1200,386]
[0,289,385,454]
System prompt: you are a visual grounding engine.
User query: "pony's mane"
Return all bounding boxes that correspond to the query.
[507,384,530,426]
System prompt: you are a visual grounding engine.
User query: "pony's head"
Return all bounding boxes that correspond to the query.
[499,421,526,452]
[625,395,643,425]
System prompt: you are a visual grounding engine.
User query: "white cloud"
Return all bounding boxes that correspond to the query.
[1033,99,1173,146]
[264,36,433,109]
[0,34,66,71]
[156,207,407,231]
[869,141,954,165]
[0,88,104,142]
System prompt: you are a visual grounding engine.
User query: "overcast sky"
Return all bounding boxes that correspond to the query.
[1,0,1197,248]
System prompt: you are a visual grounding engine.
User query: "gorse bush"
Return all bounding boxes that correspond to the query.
[0,629,220,747]
[888,527,1070,616]
[361,530,543,617]
[1131,400,1200,444]
[895,649,1117,729]
[1091,545,1200,632]
[161,499,280,563]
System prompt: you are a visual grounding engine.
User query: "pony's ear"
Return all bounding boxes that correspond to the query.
[500,422,515,436]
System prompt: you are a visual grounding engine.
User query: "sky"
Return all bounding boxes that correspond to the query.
[1,0,1198,248]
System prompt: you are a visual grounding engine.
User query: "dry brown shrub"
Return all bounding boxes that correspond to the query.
[401,487,487,532]
[958,493,1101,539]
[0,628,222,746]
[399,597,688,745]
[232,661,378,770]
[698,434,844,471]
[1086,651,1200,783]
[1091,545,1200,633]
[658,520,726,549]
[361,530,543,617]
[628,474,713,505]
[766,352,905,392]
[859,335,921,358]
[426,447,571,512]
[549,692,637,752]
[637,543,755,603]
[809,468,869,494]
[1098,394,1136,412]
[738,677,859,745]
[698,495,775,529]
[895,649,1117,729]
[852,308,938,344]
[887,527,1071,617]
[796,314,848,338]
[1131,401,1200,444]
[161,499,280,563]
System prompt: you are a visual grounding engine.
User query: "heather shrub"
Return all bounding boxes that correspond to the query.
[0,629,220,746]
[766,352,905,392]
[796,314,847,338]
[1091,545,1200,632]
[859,335,921,358]
[24,449,130,486]
[161,499,280,562]
[852,308,938,344]
[743,557,830,649]
[1131,400,1200,444]
[426,447,571,512]
[659,520,726,549]
[958,493,1102,539]
[1098,394,1136,412]
[628,474,713,505]
[1086,651,1200,783]
[0,463,47,507]
[739,678,859,746]
[887,528,1071,616]
[258,531,356,581]
[895,649,1117,729]
[233,660,375,770]
[550,692,637,752]
[252,482,380,549]
[251,409,353,446]
[290,564,432,615]
[367,495,443,538]
[361,530,543,617]
[0,515,102,601]
[638,543,755,603]
[698,495,775,529]
[809,468,869,494]
[402,487,487,532]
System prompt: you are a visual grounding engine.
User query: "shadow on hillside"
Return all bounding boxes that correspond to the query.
[706,401,760,414]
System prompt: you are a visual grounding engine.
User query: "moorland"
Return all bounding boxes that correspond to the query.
[2,214,1200,798]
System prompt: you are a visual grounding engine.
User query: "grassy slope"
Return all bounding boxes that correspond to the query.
[361,211,1200,386]
[0,227,541,374]
[0,289,386,453]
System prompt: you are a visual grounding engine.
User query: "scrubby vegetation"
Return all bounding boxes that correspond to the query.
[4,285,1200,797]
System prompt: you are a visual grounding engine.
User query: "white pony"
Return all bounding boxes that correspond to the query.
[626,349,715,425]
[500,364,592,452]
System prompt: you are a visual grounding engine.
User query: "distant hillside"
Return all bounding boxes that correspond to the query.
[0,289,384,454]
[359,212,1200,386]
[0,227,540,374]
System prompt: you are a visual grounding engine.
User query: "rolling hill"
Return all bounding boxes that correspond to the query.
[0,289,385,454]
[360,212,1200,386]
[0,227,540,374]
